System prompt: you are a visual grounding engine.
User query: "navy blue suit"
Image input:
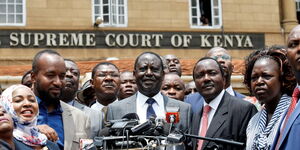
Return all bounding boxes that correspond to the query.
[271,97,300,150]
[234,91,246,99]
[184,91,245,114]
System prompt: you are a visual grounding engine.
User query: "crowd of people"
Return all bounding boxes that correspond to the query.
[1,25,300,150]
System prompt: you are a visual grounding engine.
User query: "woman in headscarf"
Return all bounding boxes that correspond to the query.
[0,104,34,150]
[244,46,296,150]
[0,84,59,149]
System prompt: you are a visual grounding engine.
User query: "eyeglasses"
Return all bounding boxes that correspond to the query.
[211,55,231,60]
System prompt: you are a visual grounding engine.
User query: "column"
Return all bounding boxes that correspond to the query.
[281,0,298,32]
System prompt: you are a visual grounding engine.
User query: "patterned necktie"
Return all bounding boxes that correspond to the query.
[146,98,157,119]
[275,88,300,149]
[197,105,212,150]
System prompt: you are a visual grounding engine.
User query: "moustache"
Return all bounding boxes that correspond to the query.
[65,78,74,84]
[103,82,115,87]
[202,82,214,88]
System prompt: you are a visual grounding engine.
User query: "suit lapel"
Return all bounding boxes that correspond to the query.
[60,101,75,150]
[126,94,137,114]
[278,103,300,148]
[203,93,229,148]
[164,95,171,109]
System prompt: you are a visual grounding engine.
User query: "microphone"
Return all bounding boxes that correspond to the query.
[165,107,180,134]
[131,117,155,135]
[153,118,171,136]
[107,113,139,127]
[122,113,140,120]
[105,113,139,136]
[165,107,180,124]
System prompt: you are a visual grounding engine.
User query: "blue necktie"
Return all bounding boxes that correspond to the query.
[146,98,157,119]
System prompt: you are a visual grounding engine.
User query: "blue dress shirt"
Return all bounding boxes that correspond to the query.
[36,97,64,150]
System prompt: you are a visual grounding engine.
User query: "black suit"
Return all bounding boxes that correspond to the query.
[191,92,257,150]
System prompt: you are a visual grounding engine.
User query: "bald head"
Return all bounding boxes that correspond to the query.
[288,25,300,42]
[206,47,233,88]
[206,47,230,59]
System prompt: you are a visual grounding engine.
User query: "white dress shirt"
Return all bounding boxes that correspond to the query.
[91,99,117,111]
[91,100,117,118]
[226,85,235,96]
[199,90,225,134]
[91,101,105,111]
[136,91,165,123]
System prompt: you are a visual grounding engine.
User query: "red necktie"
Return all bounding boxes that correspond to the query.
[197,105,212,150]
[275,88,300,149]
[285,88,300,122]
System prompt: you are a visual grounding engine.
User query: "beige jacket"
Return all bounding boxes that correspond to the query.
[60,101,91,150]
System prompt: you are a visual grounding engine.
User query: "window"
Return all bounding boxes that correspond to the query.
[93,0,127,27]
[189,0,222,28]
[296,1,300,23]
[0,0,25,26]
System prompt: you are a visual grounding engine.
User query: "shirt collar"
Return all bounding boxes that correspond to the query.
[36,96,63,113]
[225,85,235,96]
[137,91,163,106]
[93,99,117,108]
[94,101,105,110]
[67,100,75,106]
[203,90,225,111]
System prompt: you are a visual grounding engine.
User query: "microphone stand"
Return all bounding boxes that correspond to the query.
[167,132,244,150]
[184,134,245,147]
[169,122,173,134]
[126,130,129,150]
[168,114,176,134]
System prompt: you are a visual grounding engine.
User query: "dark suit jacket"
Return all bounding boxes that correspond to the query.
[185,91,246,114]
[107,93,192,133]
[271,98,300,150]
[190,92,257,150]
[234,91,245,99]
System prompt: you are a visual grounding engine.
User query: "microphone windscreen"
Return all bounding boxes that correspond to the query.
[122,113,140,120]
[165,112,180,123]
[163,121,172,135]
[154,118,172,136]
[131,119,153,134]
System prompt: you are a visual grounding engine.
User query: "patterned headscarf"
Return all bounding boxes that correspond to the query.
[0,84,47,146]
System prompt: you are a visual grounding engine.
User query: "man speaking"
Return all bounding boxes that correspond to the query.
[107,52,192,133]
